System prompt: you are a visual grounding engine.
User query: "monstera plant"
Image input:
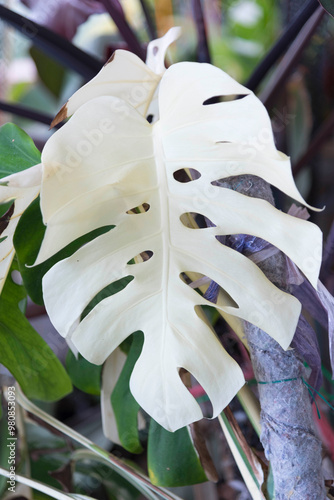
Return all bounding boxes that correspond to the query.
[0,24,329,500]
[33,28,322,433]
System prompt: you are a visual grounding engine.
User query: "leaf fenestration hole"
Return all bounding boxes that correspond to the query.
[11,270,23,285]
[173,168,201,183]
[203,94,248,105]
[127,251,153,265]
[180,213,215,229]
[179,368,213,418]
[81,276,134,320]
[0,202,14,235]
[126,203,150,214]
[180,271,239,308]
[211,176,254,192]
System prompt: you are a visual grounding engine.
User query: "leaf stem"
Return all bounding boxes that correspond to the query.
[293,108,334,176]
[0,100,55,127]
[100,0,146,60]
[15,385,182,500]
[139,0,157,39]
[259,7,324,108]
[191,0,211,63]
[0,5,103,79]
[0,467,80,500]
[246,0,319,92]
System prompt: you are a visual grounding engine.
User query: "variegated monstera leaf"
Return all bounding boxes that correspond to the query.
[36,58,322,431]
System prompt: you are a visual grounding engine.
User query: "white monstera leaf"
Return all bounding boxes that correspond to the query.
[51,27,181,128]
[0,165,42,293]
[36,61,322,431]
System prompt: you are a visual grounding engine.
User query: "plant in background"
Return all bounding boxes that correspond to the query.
[0,1,334,500]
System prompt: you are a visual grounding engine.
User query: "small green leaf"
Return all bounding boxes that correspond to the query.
[14,197,114,305]
[30,46,66,98]
[318,1,334,17]
[0,123,41,177]
[147,420,207,486]
[66,350,101,396]
[0,262,72,401]
[111,333,144,454]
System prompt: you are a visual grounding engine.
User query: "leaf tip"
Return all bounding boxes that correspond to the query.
[104,51,116,67]
[50,102,68,129]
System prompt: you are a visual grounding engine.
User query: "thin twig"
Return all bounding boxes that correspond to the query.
[246,0,319,91]
[0,5,102,79]
[259,7,324,108]
[191,0,211,63]
[139,0,157,40]
[100,0,146,60]
[0,467,81,500]
[293,108,334,175]
[0,100,56,127]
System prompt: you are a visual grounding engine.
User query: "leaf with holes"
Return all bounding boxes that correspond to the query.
[50,27,181,128]
[35,60,322,431]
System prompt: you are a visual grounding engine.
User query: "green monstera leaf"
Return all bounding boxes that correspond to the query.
[34,56,322,431]
[0,123,42,293]
[0,123,72,402]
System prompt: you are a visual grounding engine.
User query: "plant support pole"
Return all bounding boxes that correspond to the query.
[219,175,325,499]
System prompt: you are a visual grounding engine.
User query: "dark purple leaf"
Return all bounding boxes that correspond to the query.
[20,0,105,39]
[292,279,328,328]
[316,281,334,376]
[320,219,334,284]
[0,5,103,78]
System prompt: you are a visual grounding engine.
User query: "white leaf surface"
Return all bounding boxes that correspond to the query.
[38,62,322,431]
[51,27,180,128]
[0,164,42,293]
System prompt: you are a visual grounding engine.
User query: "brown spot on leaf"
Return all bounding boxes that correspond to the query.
[50,102,68,129]
[104,51,115,66]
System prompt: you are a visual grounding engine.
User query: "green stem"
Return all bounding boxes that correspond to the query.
[15,385,182,500]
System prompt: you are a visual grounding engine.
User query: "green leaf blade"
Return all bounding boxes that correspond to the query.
[111,333,144,454]
[147,419,207,487]
[0,263,72,401]
[0,123,41,178]
[66,350,101,396]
